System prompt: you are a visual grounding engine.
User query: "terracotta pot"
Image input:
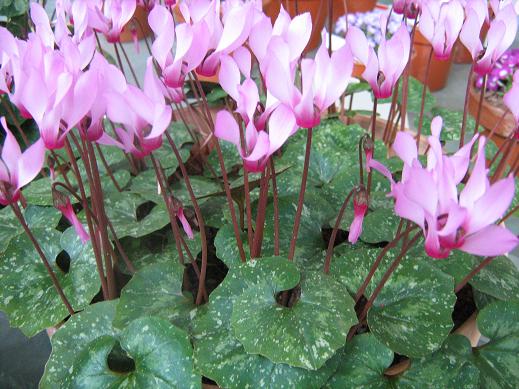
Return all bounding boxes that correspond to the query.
[263,0,327,52]
[119,6,153,43]
[410,30,452,92]
[468,77,516,138]
[332,0,377,21]
[352,60,365,78]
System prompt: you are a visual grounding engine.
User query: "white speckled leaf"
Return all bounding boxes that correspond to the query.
[40,301,118,389]
[69,316,200,389]
[325,334,394,389]
[100,192,170,238]
[0,205,61,253]
[232,271,356,370]
[113,261,196,331]
[0,227,101,337]
[473,300,519,389]
[435,252,519,301]
[331,244,456,358]
[214,195,325,269]
[361,209,401,244]
[118,234,201,275]
[397,335,479,389]
[192,257,340,388]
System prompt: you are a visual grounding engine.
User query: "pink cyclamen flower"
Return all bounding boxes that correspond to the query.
[266,35,353,128]
[215,103,298,172]
[0,117,45,205]
[53,190,90,244]
[348,187,368,244]
[99,57,171,158]
[419,0,464,60]
[88,0,137,43]
[460,0,518,75]
[393,0,422,19]
[347,13,411,99]
[369,117,518,258]
[504,69,519,125]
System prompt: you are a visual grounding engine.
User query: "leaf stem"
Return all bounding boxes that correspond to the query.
[323,187,356,274]
[288,127,313,261]
[454,256,494,294]
[10,202,75,316]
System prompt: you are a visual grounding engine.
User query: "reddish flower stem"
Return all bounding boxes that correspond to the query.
[269,158,280,256]
[351,230,422,340]
[454,256,494,293]
[1,98,28,147]
[243,165,254,257]
[473,74,487,136]
[354,223,417,303]
[323,188,356,274]
[416,47,434,147]
[64,138,108,299]
[288,127,313,261]
[94,143,122,192]
[10,202,75,316]
[460,65,475,147]
[367,99,377,196]
[164,132,209,305]
[251,167,271,258]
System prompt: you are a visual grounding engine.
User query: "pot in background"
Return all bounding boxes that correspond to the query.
[332,0,377,22]
[468,76,516,138]
[119,6,153,43]
[263,0,327,52]
[410,30,452,92]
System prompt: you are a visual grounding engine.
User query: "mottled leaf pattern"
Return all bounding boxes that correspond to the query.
[0,227,101,337]
[114,262,196,331]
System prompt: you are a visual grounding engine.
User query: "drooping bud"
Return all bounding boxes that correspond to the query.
[363,136,374,171]
[348,186,369,244]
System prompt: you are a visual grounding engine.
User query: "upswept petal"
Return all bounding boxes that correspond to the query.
[214,110,241,146]
[461,225,519,256]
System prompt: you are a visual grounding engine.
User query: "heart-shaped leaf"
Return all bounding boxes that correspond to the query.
[435,252,519,301]
[397,335,479,389]
[331,244,456,357]
[473,300,519,389]
[0,205,61,253]
[0,227,101,336]
[232,270,356,370]
[69,316,200,389]
[101,192,170,238]
[41,301,118,389]
[192,257,341,388]
[325,334,394,389]
[114,261,196,331]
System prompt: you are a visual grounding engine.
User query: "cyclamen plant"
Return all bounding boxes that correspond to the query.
[1,0,519,388]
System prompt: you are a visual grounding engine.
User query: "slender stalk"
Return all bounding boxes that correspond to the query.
[383,80,400,143]
[64,138,108,299]
[323,188,356,274]
[190,74,246,262]
[454,256,494,293]
[112,42,127,79]
[459,64,475,147]
[243,164,254,256]
[84,140,118,299]
[492,140,514,182]
[164,132,209,304]
[118,42,141,88]
[354,223,417,303]
[359,136,365,187]
[416,48,434,147]
[251,167,270,258]
[1,98,28,146]
[399,20,418,134]
[150,154,186,265]
[367,99,377,196]
[269,158,280,256]
[473,74,487,135]
[94,143,122,192]
[10,202,75,315]
[355,231,422,327]
[288,128,313,261]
